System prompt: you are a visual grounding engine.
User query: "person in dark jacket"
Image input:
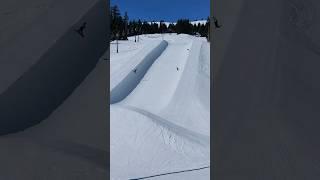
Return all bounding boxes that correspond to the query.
[75,22,87,38]
[213,16,222,28]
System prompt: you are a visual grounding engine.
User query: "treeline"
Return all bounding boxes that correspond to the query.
[110,5,210,41]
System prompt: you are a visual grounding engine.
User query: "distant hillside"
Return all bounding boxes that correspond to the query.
[148,20,208,27]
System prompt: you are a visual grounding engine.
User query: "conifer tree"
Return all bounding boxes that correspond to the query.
[123,11,129,39]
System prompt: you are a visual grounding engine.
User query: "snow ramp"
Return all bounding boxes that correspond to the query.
[158,39,210,135]
[110,40,168,104]
[110,105,209,179]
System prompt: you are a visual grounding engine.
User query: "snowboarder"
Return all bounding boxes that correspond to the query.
[133,69,137,73]
[75,22,87,38]
[176,67,179,71]
[213,16,222,28]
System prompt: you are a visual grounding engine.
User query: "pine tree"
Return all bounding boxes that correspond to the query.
[168,23,175,33]
[159,20,168,34]
[111,5,121,40]
[199,24,206,37]
[206,16,210,41]
[123,12,129,40]
[137,19,142,35]
[110,5,122,52]
[176,19,192,34]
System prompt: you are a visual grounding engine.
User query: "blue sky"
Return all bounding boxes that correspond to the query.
[110,0,210,22]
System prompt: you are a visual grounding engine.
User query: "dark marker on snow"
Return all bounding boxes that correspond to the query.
[177,67,179,71]
[133,69,137,73]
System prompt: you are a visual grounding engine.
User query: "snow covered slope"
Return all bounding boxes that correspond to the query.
[0,0,108,135]
[0,57,108,179]
[110,34,210,179]
[0,0,109,178]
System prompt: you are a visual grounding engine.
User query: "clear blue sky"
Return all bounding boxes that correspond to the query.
[110,0,210,22]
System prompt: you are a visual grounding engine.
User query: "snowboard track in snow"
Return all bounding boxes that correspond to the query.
[119,105,210,147]
[128,166,210,180]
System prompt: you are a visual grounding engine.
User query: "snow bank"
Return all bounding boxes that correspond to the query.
[110,40,168,104]
[197,42,210,109]
[0,0,108,135]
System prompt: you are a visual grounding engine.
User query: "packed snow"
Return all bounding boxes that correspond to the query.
[110,33,210,179]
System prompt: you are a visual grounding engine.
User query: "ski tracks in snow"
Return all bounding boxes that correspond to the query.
[119,105,210,148]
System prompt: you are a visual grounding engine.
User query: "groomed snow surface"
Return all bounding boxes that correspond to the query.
[110,34,210,180]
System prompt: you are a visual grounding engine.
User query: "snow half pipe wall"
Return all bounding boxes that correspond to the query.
[0,0,108,135]
[110,40,168,104]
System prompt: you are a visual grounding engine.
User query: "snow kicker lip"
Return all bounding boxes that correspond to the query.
[110,40,168,104]
[0,0,108,135]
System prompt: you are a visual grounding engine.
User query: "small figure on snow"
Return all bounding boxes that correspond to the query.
[213,16,222,29]
[75,22,87,38]
[133,69,137,73]
[176,67,179,71]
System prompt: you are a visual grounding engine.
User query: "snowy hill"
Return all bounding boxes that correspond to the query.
[191,20,208,25]
[0,0,109,179]
[110,34,210,179]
